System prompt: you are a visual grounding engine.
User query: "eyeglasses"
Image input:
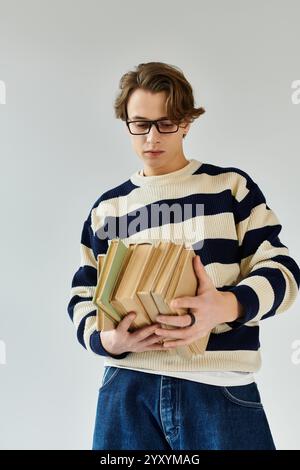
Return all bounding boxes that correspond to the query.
[126,119,180,135]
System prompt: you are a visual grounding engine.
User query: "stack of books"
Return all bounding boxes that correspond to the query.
[92,238,210,359]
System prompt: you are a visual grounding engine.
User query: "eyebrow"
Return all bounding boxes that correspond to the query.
[130,115,169,120]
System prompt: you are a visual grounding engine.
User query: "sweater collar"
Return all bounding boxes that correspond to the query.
[130,158,202,186]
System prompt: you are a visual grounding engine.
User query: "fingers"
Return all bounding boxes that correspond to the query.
[170,296,199,310]
[142,338,173,351]
[132,324,161,341]
[145,344,172,351]
[163,339,192,347]
[117,312,137,332]
[141,333,165,347]
[162,332,203,348]
[156,313,193,328]
[155,326,189,340]
[118,312,180,350]
[128,317,161,342]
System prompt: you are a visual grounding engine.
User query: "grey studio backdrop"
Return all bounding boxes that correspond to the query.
[0,0,299,450]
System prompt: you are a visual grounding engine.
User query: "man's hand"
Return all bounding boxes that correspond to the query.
[100,312,172,356]
[154,255,245,349]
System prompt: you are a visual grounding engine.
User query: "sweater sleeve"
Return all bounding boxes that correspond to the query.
[226,172,300,328]
[67,206,129,359]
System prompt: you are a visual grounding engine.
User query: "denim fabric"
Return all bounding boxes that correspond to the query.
[92,366,276,450]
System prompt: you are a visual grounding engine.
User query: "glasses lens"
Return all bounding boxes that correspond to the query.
[157,120,178,133]
[128,120,178,134]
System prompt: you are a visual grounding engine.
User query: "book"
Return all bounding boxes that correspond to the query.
[111,242,154,328]
[92,238,211,358]
[164,248,210,356]
[136,240,172,322]
[92,238,129,323]
[95,254,118,332]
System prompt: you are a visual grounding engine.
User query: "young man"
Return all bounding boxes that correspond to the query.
[67,62,300,450]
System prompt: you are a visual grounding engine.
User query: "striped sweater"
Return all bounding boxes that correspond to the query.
[67,159,300,372]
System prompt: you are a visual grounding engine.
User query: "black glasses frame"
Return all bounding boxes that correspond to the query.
[126,119,180,135]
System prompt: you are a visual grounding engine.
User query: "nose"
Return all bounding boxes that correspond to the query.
[146,123,161,142]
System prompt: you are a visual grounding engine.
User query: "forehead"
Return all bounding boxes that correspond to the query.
[127,88,168,119]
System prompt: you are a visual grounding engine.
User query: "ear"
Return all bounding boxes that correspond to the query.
[182,121,191,139]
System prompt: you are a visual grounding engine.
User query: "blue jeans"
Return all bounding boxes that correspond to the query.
[92,366,276,450]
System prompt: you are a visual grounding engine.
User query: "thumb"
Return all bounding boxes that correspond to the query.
[118,312,136,332]
[193,255,214,293]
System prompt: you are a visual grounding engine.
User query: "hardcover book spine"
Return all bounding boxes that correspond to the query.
[136,291,159,323]
[112,297,152,328]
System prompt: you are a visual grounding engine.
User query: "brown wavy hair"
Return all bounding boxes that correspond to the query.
[114,62,206,138]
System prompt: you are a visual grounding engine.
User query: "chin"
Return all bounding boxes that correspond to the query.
[142,153,167,163]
